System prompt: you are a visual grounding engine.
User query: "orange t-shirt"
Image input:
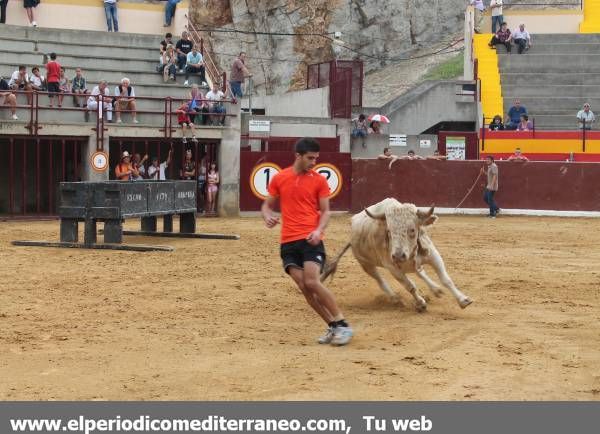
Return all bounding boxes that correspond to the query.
[115,163,131,181]
[268,166,330,243]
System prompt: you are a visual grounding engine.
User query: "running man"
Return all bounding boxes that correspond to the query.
[261,138,353,346]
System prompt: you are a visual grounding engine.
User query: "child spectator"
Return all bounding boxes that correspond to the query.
[577,103,595,129]
[115,151,138,181]
[29,67,45,92]
[58,67,69,108]
[147,148,173,181]
[176,101,197,144]
[159,44,177,82]
[45,53,61,108]
[114,77,138,123]
[71,68,88,108]
[507,147,529,161]
[24,0,38,27]
[205,82,226,125]
[103,0,118,32]
[516,114,533,131]
[206,162,219,215]
[489,114,504,130]
[0,76,18,120]
[184,47,206,86]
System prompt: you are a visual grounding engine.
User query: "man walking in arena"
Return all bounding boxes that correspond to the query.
[261,138,353,346]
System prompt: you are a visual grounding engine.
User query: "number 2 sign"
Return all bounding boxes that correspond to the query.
[250,163,282,200]
[314,163,343,199]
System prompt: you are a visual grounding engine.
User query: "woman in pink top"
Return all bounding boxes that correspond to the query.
[206,162,219,215]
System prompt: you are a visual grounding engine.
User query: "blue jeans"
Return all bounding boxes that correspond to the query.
[352,128,367,138]
[104,3,118,32]
[165,0,178,25]
[484,189,499,216]
[230,81,243,98]
[177,53,187,71]
[491,15,503,34]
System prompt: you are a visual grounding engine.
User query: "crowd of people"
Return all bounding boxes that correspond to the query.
[114,147,219,214]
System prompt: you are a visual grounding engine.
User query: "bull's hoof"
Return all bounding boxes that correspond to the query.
[415,301,428,312]
[458,297,473,309]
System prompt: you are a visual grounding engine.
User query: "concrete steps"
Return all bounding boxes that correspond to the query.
[503,85,600,99]
[501,73,600,86]
[499,55,600,73]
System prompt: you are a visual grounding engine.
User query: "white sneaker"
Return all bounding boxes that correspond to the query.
[133,119,139,124]
[32,21,37,27]
[330,326,353,346]
[317,327,335,344]
[201,81,207,87]
[11,114,18,120]
[116,119,122,123]
[184,80,189,86]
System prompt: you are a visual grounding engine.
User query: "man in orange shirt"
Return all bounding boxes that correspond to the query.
[115,151,138,181]
[261,138,353,346]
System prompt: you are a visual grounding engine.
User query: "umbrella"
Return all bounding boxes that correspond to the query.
[368,114,390,123]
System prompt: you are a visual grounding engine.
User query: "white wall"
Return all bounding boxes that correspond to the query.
[242,87,330,118]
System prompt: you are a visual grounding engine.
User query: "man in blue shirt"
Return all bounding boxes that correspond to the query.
[506,99,527,130]
[184,47,207,87]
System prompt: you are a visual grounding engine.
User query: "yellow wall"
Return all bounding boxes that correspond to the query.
[580,0,600,33]
[4,0,189,35]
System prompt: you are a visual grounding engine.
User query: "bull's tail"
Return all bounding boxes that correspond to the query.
[320,242,351,282]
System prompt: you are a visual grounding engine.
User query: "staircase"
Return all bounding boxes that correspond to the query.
[0,24,203,126]
[498,34,600,130]
[473,33,503,123]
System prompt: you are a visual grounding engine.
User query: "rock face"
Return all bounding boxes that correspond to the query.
[189,0,578,99]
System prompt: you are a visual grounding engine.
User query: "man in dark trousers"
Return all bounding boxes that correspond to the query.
[261,138,353,346]
[482,155,500,218]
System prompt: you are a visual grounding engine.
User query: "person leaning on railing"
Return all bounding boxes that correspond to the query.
[229,51,252,99]
[577,103,595,130]
[0,75,18,120]
[205,82,226,126]
[489,114,505,131]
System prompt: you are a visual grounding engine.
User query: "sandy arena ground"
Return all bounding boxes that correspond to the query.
[1,215,599,400]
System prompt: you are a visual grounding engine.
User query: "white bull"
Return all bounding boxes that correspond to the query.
[321,198,472,311]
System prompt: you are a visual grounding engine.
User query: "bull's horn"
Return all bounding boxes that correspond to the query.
[364,208,385,220]
[417,205,435,219]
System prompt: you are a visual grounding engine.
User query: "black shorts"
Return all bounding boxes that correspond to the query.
[280,239,326,274]
[47,82,60,94]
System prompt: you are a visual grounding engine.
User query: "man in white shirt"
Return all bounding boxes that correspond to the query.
[29,67,45,91]
[490,0,503,33]
[87,80,113,122]
[8,65,32,105]
[577,103,595,130]
[205,82,226,125]
[147,148,173,180]
[513,23,532,54]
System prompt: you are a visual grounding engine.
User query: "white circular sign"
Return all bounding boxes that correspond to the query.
[91,151,109,172]
[314,163,343,198]
[250,163,282,200]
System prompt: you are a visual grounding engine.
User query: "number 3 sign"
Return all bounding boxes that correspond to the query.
[250,162,282,200]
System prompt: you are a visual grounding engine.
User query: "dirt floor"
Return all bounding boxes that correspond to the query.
[1,214,599,400]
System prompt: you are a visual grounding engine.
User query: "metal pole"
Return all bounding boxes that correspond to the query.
[9,138,14,215]
[22,139,26,215]
[248,77,253,114]
[36,138,40,214]
[583,119,587,152]
[48,140,53,215]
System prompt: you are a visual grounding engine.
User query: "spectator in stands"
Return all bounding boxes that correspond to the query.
[489,114,504,130]
[115,151,138,181]
[405,149,425,160]
[205,82,226,125]
[351,114,368,143]
[114,77,138,124]
[176,101,197,144]
[197,156,206,212]
[160,44,177,82]
[188,83,209,125]
[490,0,503,33]
[1,0,8,24]
[160,33,173,54]
[482,155,499,218]
[58,67,69,108]
[377,148,397,160]
[103,0,118,32]
[506,99,527,130]
[131,153,148,180]
[206,162,219,215]
[229,52,252,99]
[28,67,45,92]
[469,0,485,34]
[512,23,532,54]
[516,114,533,131]
[180,149,196,180]
[489,22,511,53]
[24,0,38,27]
[576,103,595,129]
[427,150,448,160]
[507,147,529,161]
[148,148,173,180]
[0,76,18,120]
[164,0,181,28]
[71,68,88,108]
[45,52,61,108]
[175,31,193,73]
[87,80,113,122]
[9,65,32,104]
[184,47,207,86]
[369,120,381,134]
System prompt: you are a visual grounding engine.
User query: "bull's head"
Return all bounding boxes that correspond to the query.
[364,198,437,265]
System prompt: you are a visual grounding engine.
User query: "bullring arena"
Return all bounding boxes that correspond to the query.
[1,214,599,400]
